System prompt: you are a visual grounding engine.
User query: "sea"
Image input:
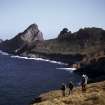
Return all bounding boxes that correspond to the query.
[0,51,81,105]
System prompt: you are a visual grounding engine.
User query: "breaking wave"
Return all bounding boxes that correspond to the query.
[0,50,9,56]
[11,55,67,65]
[0,50,67,65]
[56,67,77,72]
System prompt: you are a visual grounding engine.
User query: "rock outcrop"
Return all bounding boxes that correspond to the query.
[0,24,44,54]
[45,27,105,54]
[58,27,105,44]
[75,56,105,82]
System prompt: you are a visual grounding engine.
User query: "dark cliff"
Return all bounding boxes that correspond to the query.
[45,27,105,54]
[43,27,105,82]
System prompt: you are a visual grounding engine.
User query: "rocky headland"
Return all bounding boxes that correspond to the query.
[0,24,44,55]
[0,24,105,105]
[0,24,105,82]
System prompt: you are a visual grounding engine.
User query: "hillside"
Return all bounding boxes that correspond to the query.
[40,27,105,82]
[44,27,105,55]
[32,81,105,105]
[0,25,105,82]
[0,26,105,56]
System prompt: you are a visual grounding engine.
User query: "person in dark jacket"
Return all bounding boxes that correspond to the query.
[68,81,74,95]
[61,83,66,96]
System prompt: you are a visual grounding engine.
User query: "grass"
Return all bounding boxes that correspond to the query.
[32,81,105,105]
[44,39,105,55]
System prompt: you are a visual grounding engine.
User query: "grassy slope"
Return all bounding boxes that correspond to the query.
[44,39,104,55]
[32,81,105,105]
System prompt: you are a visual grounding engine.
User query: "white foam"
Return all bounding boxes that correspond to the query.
[0,50,68,65]
[56,67,77,72]
[11,55,67,65]
[0,50,67,65]
[0,50,9,55]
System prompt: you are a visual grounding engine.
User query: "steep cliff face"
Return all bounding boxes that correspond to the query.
[0,23,44,54]
[45,27,105,54]
[20,24,43,43]
[58,27,105,42]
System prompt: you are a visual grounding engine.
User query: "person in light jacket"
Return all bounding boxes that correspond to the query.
[81,74,88,91]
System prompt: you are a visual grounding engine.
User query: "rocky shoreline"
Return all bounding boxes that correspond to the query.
[27,49,105,83]
[0,23,105,105]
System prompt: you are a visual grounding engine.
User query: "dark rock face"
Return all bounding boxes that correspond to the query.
[58,27,105,48]
[0,24,44,54]
[58,27,105,41]
[75,57,105,82]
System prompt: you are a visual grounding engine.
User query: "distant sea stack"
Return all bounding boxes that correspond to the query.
[0,23,44,54]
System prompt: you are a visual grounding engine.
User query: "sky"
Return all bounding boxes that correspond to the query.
[0,0,105,40]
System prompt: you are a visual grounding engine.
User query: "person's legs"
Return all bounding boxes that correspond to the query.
[82,84,86,91]
[71,88,73,94]
[68,89,71,95]
[84,84,86,91]
[62,90,65,96]
[82,84,84,91]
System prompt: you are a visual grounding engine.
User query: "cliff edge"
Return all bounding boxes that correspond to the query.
[32,81,105,105]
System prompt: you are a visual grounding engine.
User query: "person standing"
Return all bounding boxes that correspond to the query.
[81,74,88,91]
[61,83,66,96]
[68,81,74,95]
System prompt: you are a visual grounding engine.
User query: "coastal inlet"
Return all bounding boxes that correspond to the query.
[0,52,81,105]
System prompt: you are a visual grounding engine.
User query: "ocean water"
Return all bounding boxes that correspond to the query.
[0,51,81,105]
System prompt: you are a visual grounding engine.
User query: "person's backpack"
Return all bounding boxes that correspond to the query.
[61,84,66,90]
[69,82,73,90]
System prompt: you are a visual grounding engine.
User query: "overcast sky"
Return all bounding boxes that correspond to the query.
[0,0,105,40]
